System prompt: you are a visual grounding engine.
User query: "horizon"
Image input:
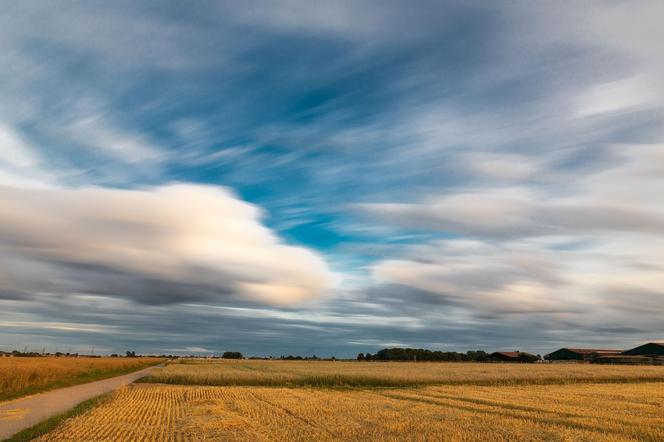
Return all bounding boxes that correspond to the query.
[1,1,663,358]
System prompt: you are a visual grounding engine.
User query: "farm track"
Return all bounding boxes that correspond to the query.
[0,365,162,441]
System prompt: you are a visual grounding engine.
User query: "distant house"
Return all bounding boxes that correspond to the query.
[489,352,520,362]
[545,348,623,362]
[622,342,664,365]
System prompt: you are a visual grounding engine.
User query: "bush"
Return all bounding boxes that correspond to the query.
[517,352,540,363]
[222,351,243,359]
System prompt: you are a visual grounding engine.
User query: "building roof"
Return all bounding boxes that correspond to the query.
[491,351,520,358]
[622,342,664,355]
[564,348,623,355]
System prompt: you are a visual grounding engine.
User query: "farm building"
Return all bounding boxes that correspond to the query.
[622,342,664,356]
[489,352,520,362]
[622,342,664,365]
[545,348,623,362]
[595,355,653,365]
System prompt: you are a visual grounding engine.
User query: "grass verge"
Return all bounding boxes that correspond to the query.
[3,393,112,442]
[0,360,163,403]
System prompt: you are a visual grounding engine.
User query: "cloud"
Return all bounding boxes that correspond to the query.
[1,1,664,355]
[0,183,335,306]
[357,143,664,239]
[57,102,166,164]
[0,123,40,169]
[372,239,575,315]
[573,76,655,117]
[363,141,664,333]
[357,192,664,238]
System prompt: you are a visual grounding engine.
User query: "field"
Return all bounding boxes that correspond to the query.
[0,357,161,402]
[37,382,664,441]
[141,359,664,387]
[28,360,664,441]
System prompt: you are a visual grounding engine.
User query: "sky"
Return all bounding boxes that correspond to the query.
[1,1,663,357]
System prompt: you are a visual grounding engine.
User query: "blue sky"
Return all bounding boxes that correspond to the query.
[1,1,663,356]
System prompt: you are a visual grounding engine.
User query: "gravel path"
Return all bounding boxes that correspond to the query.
[0,365,161,440]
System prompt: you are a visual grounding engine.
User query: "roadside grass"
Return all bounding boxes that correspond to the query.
[0,358,163,403]
[4,393,112,442]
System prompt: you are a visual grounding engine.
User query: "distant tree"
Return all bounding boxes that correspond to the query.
[517,352,539,363]
[222,351,243,359]
[466,350,488,362]
[362,348,495,362]
[126,351,136,357]
[110,354,118,358]
[357,353,365,361]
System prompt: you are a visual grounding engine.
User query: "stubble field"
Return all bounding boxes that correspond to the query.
[30,360,664,441]
[38,381,664,441]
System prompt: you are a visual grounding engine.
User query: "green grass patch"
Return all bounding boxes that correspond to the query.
[3,393,112,442]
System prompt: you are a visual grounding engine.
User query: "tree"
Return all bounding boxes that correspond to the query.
[466,350,488,362]
[517,352,539,363]
[357,353,365,361]
[126,351,136,357]
[222,351,243,359]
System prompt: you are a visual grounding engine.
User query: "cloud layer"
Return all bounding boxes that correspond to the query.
[0,1,663,356]
[0,183,334,306]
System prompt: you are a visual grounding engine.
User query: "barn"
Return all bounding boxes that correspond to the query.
[489,351,520,362]
[545,348,623,362]
[622,343,664,365]
[622,342,664,356]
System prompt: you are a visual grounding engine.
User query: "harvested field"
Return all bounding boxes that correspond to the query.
[38,382,664,441]
[141,359,664,387]
[0,357,161,402]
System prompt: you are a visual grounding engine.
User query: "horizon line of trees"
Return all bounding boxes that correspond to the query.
[358,348,490,362]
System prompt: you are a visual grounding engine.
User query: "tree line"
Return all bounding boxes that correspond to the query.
[358,348,490,362]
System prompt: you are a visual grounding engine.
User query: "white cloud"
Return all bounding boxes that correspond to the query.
[574,76,654,117]
[0,123,40,169]
[63,111,166,164]
[0,183,335,306]
[364,140,664,328]
[372,233,664,323]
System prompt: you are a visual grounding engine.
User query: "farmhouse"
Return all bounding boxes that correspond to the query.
[545,348,623,362]
[488,351,520,362]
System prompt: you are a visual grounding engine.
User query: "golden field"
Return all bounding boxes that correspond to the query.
[142,359,664,387]
[38,381,664,441]
[0,357,160,402]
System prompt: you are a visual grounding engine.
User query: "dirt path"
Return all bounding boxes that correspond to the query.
[0,365,161,440]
